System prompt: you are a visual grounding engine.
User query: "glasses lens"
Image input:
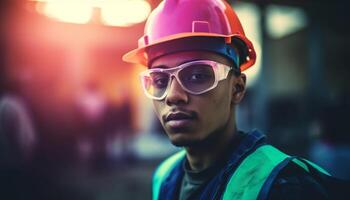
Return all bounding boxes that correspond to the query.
[178,64,215,93]
[142,72,170,99]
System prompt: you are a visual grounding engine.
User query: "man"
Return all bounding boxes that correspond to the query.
[123,0,340,199]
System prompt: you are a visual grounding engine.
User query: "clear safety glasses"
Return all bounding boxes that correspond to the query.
[140,60,232,100]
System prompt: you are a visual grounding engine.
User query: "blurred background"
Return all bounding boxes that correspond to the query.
[0,0,349,199]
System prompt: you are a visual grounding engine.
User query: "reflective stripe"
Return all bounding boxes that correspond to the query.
[299,159,331,176]
[292,158,310,172]
[152,150,186,200]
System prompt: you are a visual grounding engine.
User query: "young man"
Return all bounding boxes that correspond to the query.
[123,0,338,199]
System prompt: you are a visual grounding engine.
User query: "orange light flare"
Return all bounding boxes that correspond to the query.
[3,1,150,129]
[28,0,151,27]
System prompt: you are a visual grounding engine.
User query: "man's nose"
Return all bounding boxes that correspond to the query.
[165,77,189,106]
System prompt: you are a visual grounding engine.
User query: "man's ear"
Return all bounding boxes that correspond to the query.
[232,73,246,105]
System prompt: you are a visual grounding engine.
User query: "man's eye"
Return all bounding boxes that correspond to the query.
[191,73,206,80]
[153,77,168,88]
[188,73,211,82]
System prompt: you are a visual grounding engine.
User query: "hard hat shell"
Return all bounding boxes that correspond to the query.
[122,0,256,71]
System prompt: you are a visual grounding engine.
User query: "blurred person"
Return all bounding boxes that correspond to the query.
[75,80,109,168]
[75,81,133,169]
[106,89,134,161]
[0,95,37,167]
[123,0,349,199]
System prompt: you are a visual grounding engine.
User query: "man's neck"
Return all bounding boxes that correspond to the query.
[184,124,238,171]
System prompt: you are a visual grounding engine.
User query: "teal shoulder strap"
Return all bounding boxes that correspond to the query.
[222,145,330,200]
[152,150,186,200]
[223,145,289,200]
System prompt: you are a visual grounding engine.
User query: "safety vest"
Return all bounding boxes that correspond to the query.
[152,145,330,200]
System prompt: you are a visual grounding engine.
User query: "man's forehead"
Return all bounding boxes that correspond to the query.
[150,51,231,69]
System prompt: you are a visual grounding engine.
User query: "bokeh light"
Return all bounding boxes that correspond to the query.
[101,0,151,27]
[31,0,151,26]
[234,2,262,88]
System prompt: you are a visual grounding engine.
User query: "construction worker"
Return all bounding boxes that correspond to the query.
[123,0,345,199]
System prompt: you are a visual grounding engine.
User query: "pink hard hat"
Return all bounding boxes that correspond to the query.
[122,0,256,71]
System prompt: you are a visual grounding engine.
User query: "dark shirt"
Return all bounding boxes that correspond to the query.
[179,159,216,200]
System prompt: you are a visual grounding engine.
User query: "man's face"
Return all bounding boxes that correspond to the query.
[149,51,246,147]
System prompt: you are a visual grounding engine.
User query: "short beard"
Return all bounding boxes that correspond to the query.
[170,122,228,149]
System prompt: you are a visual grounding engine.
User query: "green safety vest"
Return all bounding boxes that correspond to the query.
[152,145,330,200]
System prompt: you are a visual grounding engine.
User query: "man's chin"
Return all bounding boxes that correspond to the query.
[165,128,203,147]
[169,135,201,147]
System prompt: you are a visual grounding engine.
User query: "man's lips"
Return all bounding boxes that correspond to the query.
[164,111,196,122]
[163,111,197,130]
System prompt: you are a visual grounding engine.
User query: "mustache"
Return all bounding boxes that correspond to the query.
[163,108,197,122]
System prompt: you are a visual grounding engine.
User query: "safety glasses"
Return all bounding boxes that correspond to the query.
[140,60,232,100]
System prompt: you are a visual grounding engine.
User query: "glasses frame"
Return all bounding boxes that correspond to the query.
[140,60,232,100]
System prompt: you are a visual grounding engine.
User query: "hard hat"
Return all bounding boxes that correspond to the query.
[122,0,256,71]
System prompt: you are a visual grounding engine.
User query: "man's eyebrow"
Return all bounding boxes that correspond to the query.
[150,59,205,69]
[150,65,169,69]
